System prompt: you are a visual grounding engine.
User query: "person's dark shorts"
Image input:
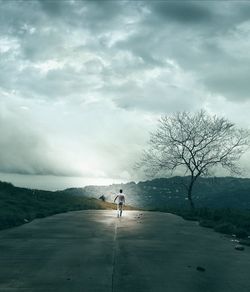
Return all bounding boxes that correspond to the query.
[118,202,123,206]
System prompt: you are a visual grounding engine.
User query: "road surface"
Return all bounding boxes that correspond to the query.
[0,210,250,292]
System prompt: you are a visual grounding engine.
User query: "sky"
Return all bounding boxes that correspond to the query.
[1,0,250,190]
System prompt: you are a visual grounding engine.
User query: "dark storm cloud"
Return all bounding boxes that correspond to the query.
[151,1,213,24]
[38,0,65,16]
[113,1,250,103]
[205,66,250,101]
[0,0,43,36]
[2,0,250,103]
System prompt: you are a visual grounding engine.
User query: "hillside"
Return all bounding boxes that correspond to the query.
[1,178,250,238]
[0,181,117,230]
[62,176,250,209]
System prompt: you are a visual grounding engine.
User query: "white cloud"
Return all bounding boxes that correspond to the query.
[0,36,20,54]
[32,59,65,75]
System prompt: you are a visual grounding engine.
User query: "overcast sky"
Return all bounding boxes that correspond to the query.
[1,0,250,190]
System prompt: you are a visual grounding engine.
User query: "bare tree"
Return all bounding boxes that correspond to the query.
[138,111,250,209]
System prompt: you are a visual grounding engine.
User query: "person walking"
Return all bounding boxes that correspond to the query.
[114,189,125,217]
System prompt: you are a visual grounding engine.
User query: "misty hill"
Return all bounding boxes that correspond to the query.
[62,176,250,209]
[0,181,116,230]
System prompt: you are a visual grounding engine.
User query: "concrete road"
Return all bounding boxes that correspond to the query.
[0,210,250,292]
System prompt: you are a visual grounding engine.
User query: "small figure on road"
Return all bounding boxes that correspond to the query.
[114,189,125,217]
[99,195,106,202]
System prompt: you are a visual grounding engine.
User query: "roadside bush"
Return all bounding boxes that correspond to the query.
[239,239,250,246]
[234,228,248,239]
[150,206,250,239]
[214,222,236,235]
[199,219,215,228]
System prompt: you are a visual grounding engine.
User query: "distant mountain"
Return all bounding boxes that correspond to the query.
[61,176,250,209]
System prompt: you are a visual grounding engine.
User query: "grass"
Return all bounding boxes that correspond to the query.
[149,206,250,240]
[0,182,129,230]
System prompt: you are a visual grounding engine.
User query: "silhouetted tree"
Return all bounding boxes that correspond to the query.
[138,111,250,209]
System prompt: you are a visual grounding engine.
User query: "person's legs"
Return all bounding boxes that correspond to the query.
[119,203,123,217]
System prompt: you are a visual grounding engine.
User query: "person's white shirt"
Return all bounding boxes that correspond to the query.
[114,194,125,204]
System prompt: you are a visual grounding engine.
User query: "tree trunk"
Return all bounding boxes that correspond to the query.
[187,178,195,210]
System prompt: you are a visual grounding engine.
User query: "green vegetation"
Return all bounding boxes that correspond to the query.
[150,207,250,240]
[66,176,250,210]
[0,181,117,230]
